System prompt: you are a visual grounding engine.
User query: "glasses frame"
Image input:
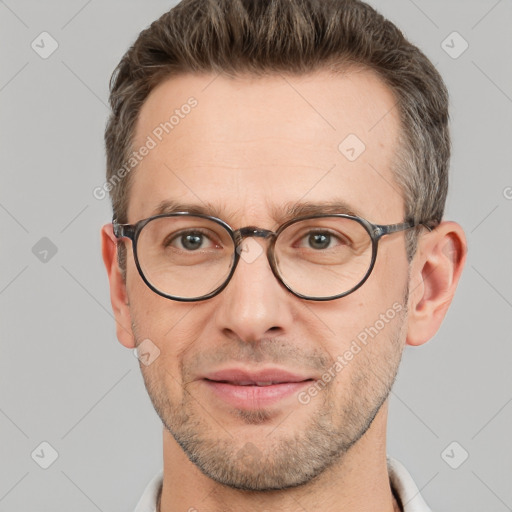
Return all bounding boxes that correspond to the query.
[113,212,432,302]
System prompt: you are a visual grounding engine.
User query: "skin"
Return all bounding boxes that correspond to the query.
[102,68,466,512]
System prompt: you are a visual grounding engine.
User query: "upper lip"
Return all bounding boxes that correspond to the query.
[202,368,315,385]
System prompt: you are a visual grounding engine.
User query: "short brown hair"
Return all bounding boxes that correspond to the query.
[105,0,450,270]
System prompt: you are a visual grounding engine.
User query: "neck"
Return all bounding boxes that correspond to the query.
[158,402,400,512]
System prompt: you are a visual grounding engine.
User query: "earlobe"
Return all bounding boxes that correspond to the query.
[406,221,467,347]
[101,224,135,348]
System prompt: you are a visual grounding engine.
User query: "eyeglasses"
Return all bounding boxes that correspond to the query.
[113,212,431,302]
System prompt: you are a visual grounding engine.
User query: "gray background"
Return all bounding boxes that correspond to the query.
[0,0,511,510]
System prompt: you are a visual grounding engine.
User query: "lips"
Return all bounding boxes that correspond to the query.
[201,368,315,409]
[203,368,312,384]
[230,381,279,386]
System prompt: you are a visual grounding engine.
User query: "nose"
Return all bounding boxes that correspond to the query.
[213,237,295,343]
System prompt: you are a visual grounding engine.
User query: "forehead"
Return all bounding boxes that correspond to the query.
[128,68,403,226]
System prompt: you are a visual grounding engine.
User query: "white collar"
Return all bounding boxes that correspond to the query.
[387,457,433,512]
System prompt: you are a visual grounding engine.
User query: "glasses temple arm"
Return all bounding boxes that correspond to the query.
[112,219,136,239]
[375,219,437,237]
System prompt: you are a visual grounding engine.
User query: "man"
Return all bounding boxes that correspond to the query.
[101,0,466,510]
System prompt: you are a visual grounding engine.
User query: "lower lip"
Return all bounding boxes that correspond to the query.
[203,380,312,409]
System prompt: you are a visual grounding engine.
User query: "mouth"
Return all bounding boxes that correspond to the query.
[207,380,303,386]
[200,368,316,409]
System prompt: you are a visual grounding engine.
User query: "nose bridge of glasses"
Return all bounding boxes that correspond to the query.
[234,226,276,245]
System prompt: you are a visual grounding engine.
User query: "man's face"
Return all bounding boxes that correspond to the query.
[124,69,410,490]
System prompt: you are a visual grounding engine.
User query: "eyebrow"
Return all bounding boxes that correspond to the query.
[150,199,364,226]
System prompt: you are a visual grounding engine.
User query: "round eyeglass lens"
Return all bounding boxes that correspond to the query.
[274,216,374,298]
[136,216,236,299]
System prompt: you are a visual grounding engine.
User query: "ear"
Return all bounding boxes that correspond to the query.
[406,221,467,346]
[101,223,135,348]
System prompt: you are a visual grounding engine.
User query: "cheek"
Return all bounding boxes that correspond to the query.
[131,300,203,399]
[322,303,406,398]
[126,263,205,356]
[304,244,408,371]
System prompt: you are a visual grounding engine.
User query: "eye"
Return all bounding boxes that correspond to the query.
[297,230,349,250]
[166,230,219,251]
